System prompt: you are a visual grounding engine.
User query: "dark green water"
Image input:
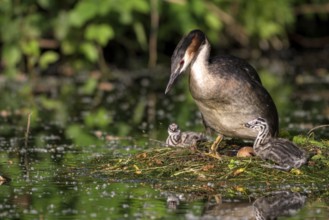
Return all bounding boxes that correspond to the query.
[1,137,328,219]
[0,65,328,219]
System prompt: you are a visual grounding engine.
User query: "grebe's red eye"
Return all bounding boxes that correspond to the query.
[180,60,184,65]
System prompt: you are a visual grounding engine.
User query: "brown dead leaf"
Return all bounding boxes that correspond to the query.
[201,164,215,171]
[154,158,163,165]
[99,82,114,91]
[136,152,147,159]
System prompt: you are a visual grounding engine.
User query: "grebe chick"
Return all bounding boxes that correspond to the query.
[245,117,308,171]
[166,123,206,147]
[165,30,278,157]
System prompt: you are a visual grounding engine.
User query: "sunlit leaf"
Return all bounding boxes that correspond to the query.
[81,77,98,95]
[39,97,68,126]
[69,1,98,27]
[20,39,40,57]
[61,40,76,55]
[133,164,142,174]
[235,186,245,192]
[2,45,21,67]
[38,96,65,113]
[228,159,240,169]
[191,0,205,16]
[80,42,98,62]
[259,22,281,39]
[37,0,53,9]
[39,51,59,70]
[54,11,70,40]
[1,19,20,43]
[98,0,112,15]
[66,124,103,147]
[233,168,245,176]
[133,22,147,50]
[84,108,111,128]
[205,13,222,31]
[290,168,303,175]
[116,122,131,136]
[85,24,114,46]
[132,0,149,13]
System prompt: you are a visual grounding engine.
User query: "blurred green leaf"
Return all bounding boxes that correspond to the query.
[39,96,68,126]
[85,24,114,46]
[84,108,111,128]
[242,0,294,39]
[132,0,149,13]
[39,97,60,109]
[81,77,98,95]
[69,1,98,27]
[259,22,282,39]
[205,13,222,31]
[1,19,20,43]
[20,39,40,57]
[37,0,53,9]
[61,40,76,55]
[191,0,205,16]
[54,11,70,40]
[66,124,103,146]
[80,42,98,62]
[133,22,147,50]
[116,122,131,136]
[133,98,146,124]
[2,45,21,67]
[39,51,59,70]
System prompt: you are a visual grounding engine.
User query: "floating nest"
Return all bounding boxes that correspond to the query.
[93,135,329,199]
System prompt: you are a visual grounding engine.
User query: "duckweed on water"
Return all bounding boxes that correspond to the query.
[94,136,329,199]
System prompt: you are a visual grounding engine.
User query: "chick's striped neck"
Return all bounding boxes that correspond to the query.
[253,122,270,149]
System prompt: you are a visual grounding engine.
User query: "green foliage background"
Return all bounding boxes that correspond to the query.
[1,0,324,76]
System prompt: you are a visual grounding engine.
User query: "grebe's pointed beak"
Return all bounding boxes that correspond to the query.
[165,69,181,94]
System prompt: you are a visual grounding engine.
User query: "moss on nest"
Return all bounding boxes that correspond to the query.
[93,136,329,198]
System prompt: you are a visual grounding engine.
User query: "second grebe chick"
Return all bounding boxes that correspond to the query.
[245,117,308,171]
[166,123,206,147]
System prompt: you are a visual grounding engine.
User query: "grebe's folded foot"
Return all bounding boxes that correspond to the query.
[261,163,292,171]
[204,135,223,159]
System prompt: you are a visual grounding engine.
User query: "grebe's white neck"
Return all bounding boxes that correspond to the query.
[190,40,211,90]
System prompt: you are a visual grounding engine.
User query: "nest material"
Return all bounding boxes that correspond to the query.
[95,137,329,198]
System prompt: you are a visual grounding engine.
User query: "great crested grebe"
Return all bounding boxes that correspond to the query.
[165,30,279,157]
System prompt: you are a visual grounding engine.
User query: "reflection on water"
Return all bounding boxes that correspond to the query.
[164,191,310,219]
[253,191,306,220]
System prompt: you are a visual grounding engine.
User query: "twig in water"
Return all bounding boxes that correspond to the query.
[25,112,32,149]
